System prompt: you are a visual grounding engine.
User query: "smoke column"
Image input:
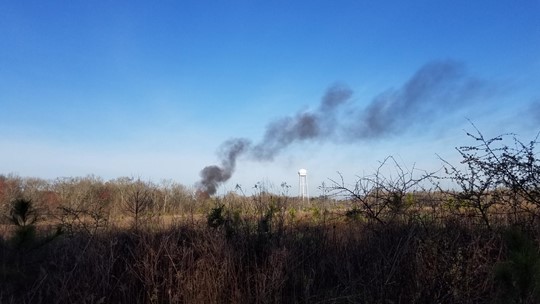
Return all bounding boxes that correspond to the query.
[347,60,485,139]
[197,85,352,195]
[251,84,353,160]
[197,60,487,195]
[197,138,251,195]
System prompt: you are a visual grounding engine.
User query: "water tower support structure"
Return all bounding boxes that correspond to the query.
[298,169,309,202]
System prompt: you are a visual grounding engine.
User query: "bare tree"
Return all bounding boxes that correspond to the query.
[53,176,110,235]
[0,174,23,218]
[329,156,433,225]
[440,124,540,227]
[123,179,154,231]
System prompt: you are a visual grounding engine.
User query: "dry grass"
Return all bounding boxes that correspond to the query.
[1,200,518,304]
[4,130,540,302]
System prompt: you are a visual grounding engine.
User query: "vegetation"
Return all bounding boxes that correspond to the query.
[1,129,540,303]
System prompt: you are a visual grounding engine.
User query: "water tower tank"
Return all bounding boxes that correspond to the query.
[298,169,307,176]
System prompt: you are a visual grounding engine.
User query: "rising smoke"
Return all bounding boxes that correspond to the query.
[197,60,488,195]
[251,84,353,160]
[347,60,486,139]
[197,138,251,195]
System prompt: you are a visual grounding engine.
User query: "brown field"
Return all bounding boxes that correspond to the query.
[2,132,540,304]
[1,176,539,304]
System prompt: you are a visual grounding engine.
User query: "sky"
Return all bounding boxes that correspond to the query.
[1,1,539,196]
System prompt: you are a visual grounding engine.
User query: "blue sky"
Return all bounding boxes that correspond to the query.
[1,1,539,195]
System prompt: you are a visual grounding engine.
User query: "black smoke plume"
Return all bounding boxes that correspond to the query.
[197,138,251,195]
[347,60,485,139]
[251,84,353,160]
[197,60,487,195]
[197,85,352,195]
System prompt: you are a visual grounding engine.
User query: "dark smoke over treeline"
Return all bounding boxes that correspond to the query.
[197,60,488,195]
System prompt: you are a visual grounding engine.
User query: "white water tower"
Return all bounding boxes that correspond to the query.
[298,169,309,202]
